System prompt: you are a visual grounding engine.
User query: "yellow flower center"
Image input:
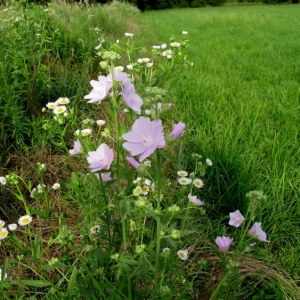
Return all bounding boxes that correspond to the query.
[0,230,8,238]
[22,218,29,224]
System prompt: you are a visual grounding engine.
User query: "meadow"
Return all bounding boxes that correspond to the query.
[0,1,299,299]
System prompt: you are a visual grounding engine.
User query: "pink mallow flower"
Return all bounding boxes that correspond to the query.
[228,210,245,228]
[101,172,111,182]
[188,194,204,206]
[215,236,233,251]
[249,222,269,242]
[122,116,165,162]
[126,156,141,169]
[84,75,112,103]
[69,139,82,155]
[87,143,114,172]
[169,122,186,140]
[94,172,112,182]
[114,71,143,114]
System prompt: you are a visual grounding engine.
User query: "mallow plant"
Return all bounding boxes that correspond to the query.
[0,31,271,299]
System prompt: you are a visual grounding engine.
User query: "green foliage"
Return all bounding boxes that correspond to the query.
[0,0,145,164]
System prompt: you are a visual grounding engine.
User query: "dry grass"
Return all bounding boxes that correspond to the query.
[186,245,300,300]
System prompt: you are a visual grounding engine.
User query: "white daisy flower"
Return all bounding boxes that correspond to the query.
[178,177,192,185]
[161,43,167,49]
[115,66,124,72]
[177,170,188,177]
[52,183,60,190]
[170,42,181,47]
[144,160,151,167]
[89,232,98,241]
[133,177,142,184]
[177,249,188,260]
[193,178,204,188]
[163,247,170,253]
[53,105,67,115]
[146,62,153,68]
[90,225,100,233]
[141,58,150,63]
[0,228,8,240]
[0,176,7,185]
[144,179,151,186]
[126,64,134,70]
[162,50,172,57]
[81,129,92,136]
[8,223,17,231]
[0,220,5,228]
[56,97,70,105]
[124,32,134,37]
[152,45,161,49]
[182,31,188,35]
[96,120,106,126]
[46,102,57,109]
[18,215,33,226]
[206,158,213,166]
[141,185,149,195]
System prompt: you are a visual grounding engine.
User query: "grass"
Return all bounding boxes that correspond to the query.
[143,2,300,293]
[0,1,299,299]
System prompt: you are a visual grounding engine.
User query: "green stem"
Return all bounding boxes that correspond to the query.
[154,150,162,290]
[209,269,231,300]
[99,175,113,249]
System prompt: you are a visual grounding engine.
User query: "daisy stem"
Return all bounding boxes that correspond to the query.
[14,183,29,215]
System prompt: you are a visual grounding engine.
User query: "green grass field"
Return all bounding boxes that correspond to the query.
[0,2,299,299]
[144,2,300,273]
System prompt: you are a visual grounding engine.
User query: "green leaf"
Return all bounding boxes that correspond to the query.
[67,266,77,297]
[32,230,41,260]
[28,206,49,220]
[22,279,51,287]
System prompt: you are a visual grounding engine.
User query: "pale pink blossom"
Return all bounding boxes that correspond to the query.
[249,222,269,242]
[188,194,204,206]
[122,116,165,162]
[69,139,82,155]
[228,210,245,228]
[101,172,112,182]
[169,122,186,140]
[215,236,233,251]
[113,71,143,114]
[87,143,114,172]
[126,157,141,169]
[84,75,112,103]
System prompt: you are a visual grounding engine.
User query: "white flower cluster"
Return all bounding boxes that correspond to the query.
[0,215,33,241]
[177,170,204,188]
[44,97,71,124]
